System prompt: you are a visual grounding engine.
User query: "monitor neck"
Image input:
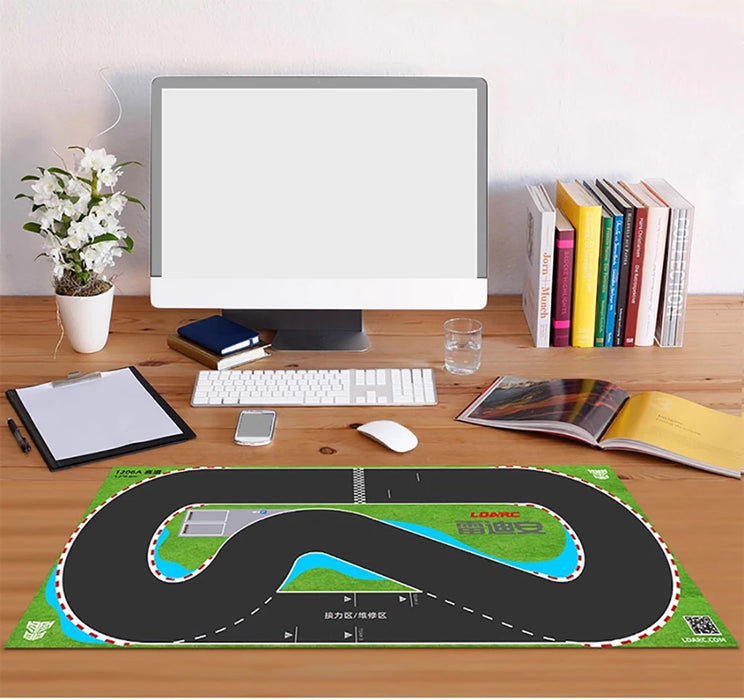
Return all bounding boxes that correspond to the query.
[222,309,369,352]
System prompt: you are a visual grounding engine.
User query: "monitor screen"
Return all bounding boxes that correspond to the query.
[151,77,488,349]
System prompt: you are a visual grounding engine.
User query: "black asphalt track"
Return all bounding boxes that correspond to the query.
[60,468,674,645]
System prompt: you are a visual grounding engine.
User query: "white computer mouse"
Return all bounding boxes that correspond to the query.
[357,420,418,453]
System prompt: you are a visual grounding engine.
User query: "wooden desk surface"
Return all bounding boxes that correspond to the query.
[1,295,742,697]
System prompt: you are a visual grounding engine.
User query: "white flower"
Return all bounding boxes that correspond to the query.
[94,193,126,219]
[89,208,121,236]
[81,241,122,274]
[31,172,61,204]
[30,194,61,221]
[90,203,106,219]
[49,200,65,222]
[67,214,101,248]
[65,177,89,198]
[41,234,69,278]
[106,192,127,215]
[106,221,124,238]
[72,191,92,217]
[41,232,62,259]
[34,207,57,230]
[98,168,120,188]
[34,195,64,223]
[77,147,116,175]
[61,199,79,218]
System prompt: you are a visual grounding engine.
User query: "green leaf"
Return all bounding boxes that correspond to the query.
[76,176,93,186]
[33,253,49,262]
[23,222,42,233]
[20,174,39,182]
[15,193,33,200]
[36,167,46,175]
[85,233,119,247]
[117,160,143,168]
[68,145,85,152]
[48,167,72,178]
[122,235,134,252]
[124,195,146,209]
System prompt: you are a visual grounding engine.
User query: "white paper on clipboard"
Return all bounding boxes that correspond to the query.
[14,368,184,460]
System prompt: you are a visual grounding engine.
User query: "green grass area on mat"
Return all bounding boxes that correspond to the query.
[280,568,415,593]
[158,502,566,580]
[4,567,88,649]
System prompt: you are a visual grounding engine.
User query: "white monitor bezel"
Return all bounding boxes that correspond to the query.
[150,76,488,310]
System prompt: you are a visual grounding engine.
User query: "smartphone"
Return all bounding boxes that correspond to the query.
[234,409,276,446]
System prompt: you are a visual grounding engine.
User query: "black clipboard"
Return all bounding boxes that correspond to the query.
[5,366,196,471]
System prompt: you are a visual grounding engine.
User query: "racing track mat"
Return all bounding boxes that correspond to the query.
[6,465,737,649]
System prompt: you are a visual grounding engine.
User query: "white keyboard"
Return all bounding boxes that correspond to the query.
[191,368,438,406]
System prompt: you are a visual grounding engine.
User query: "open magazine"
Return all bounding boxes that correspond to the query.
[456,376,743,478]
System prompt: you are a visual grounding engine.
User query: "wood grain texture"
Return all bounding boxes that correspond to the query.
[1,295,742,697]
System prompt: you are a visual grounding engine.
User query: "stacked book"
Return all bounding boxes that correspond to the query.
[523,179,694,348]
[167,314,271,369]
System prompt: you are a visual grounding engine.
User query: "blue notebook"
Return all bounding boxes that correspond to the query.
[177,315,260,355]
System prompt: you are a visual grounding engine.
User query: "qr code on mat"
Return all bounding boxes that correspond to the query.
[683,615,721,636]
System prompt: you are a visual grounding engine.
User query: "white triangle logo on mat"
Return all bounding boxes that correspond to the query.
[23,621,54,641]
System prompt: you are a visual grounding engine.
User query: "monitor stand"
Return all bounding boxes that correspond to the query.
[222,309,370,352]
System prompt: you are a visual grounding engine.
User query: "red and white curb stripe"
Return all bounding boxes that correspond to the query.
[148,504,212,583]
[492,466,681,647]
[482,502,584,582]
[54,466,226,646]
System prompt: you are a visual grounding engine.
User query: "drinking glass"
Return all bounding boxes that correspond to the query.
[443,318,482,374]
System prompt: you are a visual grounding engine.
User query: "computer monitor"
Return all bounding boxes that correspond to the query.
[150,76,488,351]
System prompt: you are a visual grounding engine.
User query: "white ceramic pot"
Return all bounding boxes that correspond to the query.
[56,285,115,353]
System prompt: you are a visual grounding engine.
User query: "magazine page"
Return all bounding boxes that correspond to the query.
[600,391,743,477]
[457,376,629,445]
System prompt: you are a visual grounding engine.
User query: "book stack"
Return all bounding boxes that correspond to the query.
[167,314,271,369]
[522,179,694,348]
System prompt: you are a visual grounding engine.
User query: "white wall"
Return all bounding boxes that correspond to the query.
[2,0,742,296]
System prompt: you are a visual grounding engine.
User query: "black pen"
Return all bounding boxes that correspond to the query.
[7,418,31,454]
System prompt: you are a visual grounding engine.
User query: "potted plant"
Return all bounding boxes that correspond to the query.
[17,146,143,353]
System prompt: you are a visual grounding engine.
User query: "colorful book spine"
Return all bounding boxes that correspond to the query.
[642,178,695,347]
[604,213,623,346]
[551,209,575,347]
[620,182,670,347]
[624,213,646,346]
[522,184,556,348]
[555,181,602,348]
[594,180,635,346]
[596,180,634,346]
[605,182,647,346]
[594,211,614,346]
[582,180,623,347]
